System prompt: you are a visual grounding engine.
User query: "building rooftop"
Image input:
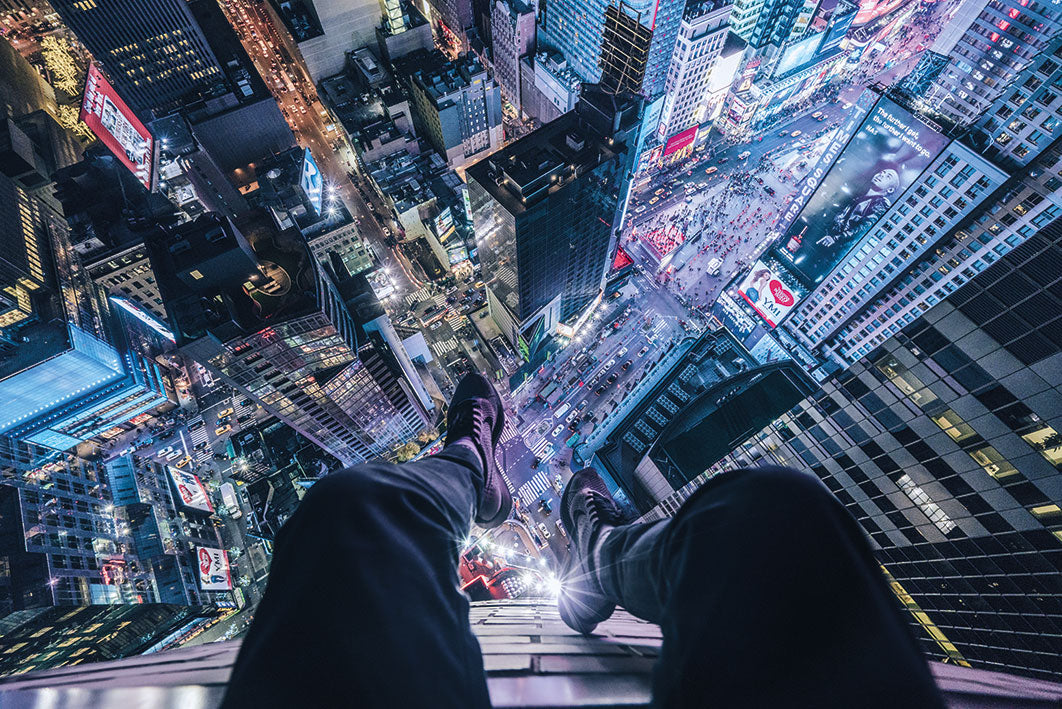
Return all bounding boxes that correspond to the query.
[405,52,489,106]
[149,212,319,344]
[465,101,625,216]
[1,600,1060,707]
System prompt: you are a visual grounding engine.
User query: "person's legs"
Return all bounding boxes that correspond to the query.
[564,466,945,708]
[223,372,511,709]
[221,446,491,709]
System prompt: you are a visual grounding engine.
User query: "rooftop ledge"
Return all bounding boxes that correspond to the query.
[2,600,1061,708]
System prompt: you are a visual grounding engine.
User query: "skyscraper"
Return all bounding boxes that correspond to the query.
[779,50,1062,369]
[49,0,224,115]
[537,0,610,82]
[403,53,504,168]
[598,0,686,100]
[700,217,1062,679]
[898,0,1062,128]
[655,0,736,140]
[149,212,431,466]
[467,86,640,359]
[491,0,537,113]
[0,172,170,616]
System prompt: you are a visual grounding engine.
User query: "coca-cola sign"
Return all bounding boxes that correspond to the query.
[736,259,805,328]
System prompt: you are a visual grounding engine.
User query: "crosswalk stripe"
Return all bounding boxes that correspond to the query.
[517,471,550,503]
[499,419,520,445]
[530,438,553,458]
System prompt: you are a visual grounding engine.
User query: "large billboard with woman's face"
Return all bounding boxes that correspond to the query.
[773,97,948,285]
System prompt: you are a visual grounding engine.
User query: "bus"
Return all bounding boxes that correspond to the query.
[220,482,242,519]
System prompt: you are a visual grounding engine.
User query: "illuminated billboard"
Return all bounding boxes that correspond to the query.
[168,467,214,513]
[774,96,948,285]
[110,296,176,342]
[736,257,806,328]
[300,147,324,214]
[197,546,234,591]
[80,64,154,190]
[774,34,823,76]
[663,126,698,157]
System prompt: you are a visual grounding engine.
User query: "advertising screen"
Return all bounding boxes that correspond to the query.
[168,467,214,513]
[110,296,176,342]
[774,34,823,76]
[197,546,233,591]
[736,258,806,328]
[300,147,324,214]
[773,97,948,285]
[663,126,698,157]
[80,64,154,190]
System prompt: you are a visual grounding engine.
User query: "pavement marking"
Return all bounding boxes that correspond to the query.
[404,287,430,306]
[529,437,553,458]
[430,337,459,356]
[499,418,520,445]
[432,293,448,308]
[517,471,551,504]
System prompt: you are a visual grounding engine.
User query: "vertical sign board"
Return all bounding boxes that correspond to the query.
[197,546,234,591]
[300,147,324,214]
[773,95,949,285]
[80,64,154,190]
[168,467,214,513]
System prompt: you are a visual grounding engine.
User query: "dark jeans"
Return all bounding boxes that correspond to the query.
[223,456,943,708]
[222,445,491,709]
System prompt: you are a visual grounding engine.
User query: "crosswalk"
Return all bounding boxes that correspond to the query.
[529,438,554,459]
[650,319,670,340]
[517,470,552,504]
[186,422,210,462]
[498,418,520,445]
[430,337,459,356]
[404,287,430,307]
[431,293,448,308]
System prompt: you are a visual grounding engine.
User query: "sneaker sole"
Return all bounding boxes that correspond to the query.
[557,469,616,634]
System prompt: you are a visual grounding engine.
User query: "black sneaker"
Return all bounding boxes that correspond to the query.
[445,373,512,528]
[558,468,626,634]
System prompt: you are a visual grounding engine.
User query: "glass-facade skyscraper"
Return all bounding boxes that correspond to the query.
[468,86,641,360]
[656,217,1062,679]
[149,212,431,466]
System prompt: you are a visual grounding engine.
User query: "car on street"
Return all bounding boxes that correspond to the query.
[555,520,568,538]
[635,205,646,213]
[638,346,649,357]
[166,450,183,462]
[654,187,665,196]
[216,424,233,436]
[649,196,659,205]
[176,457,191,468]
[779,130,789,137]
[811,111,823,119]
[764,185,776,196]
[539,498,552,515]
[565,410,579,423]
[552,475,564,493]
[189,420,204,431]
[606,358,616,368]
[158,445,174,457]
[219,407,234,418]
[790,130,802,137]
[738,150,751,160]
[706,257,723,275]
[552,424,564,437]
[538,522,551,540]
[595,385,606,396]
[577,400,588,410]
[621,360,633,371]
[554,403,571,419]
[704,166,718,175]
[606,373,618,384]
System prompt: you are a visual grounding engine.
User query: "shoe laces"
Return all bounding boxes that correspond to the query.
[584,490,622,528]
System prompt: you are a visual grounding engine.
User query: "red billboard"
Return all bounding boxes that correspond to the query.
[80,63,154,189]
[662,126,698,157]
